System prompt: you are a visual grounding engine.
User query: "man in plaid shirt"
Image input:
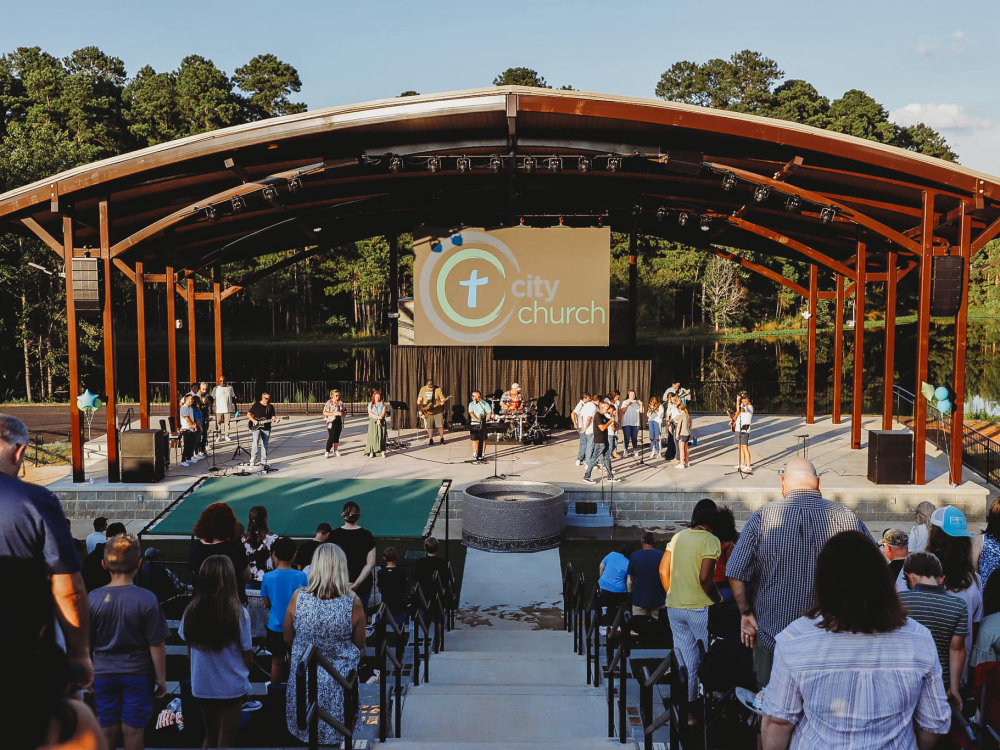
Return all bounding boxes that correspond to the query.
[726,458,873,688]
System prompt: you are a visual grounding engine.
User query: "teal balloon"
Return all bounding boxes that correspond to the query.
[934,386,950,401]
[77,389,99,410]
[93,398,103,410]
[937,399,952,414]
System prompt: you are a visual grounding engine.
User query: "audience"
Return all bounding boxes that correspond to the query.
[899,551,968,708]
[87,516,109,554]
[242,504,278,582]
[727,458,870,691]
[83,521,127,592]
[711,506,739,603]
[296,522,332,572]
[972,570,1000,667]
[179,555,253,749]
[974,498,1000,585]
[284,544,365,746]
[0,414,92,690]
[597,543,634,613]
[879,528,910,581]
[627,531,665,617]
[329,501,377,618]
[189,502,251,603]
[136,547,186,602]
[89,534,169,750]
[260,536,307,685]
[377,546,410,625]
[761,531,951,749]
[909,501,937,553]
[415,536,451,614]
[660,502,722,725]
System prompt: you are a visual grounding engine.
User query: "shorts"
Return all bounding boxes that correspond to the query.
[94,674,155,728]
[677,434,690,444]
[753,642,774,689]
[735,431,750,446]
[469,423,487,441]
[424,411,444,429]
[632,605,665,617]
[265,627,287,657]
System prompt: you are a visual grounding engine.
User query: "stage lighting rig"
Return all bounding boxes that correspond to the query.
[721,171,737,191]
[656,206,667,222]
[230,195,246,212]
[820,206,837,223]
[785,195,801,213]
[678,212,690,227]
[457,156,471,173]
[578,156,591,173]
[427,156,441,173]
[261,184,278,202]
[489,155,502,173]
[548,156,562,172]
[204,205,218,222]
[700,216,712,232]
[753,185,771,203]
[389,156,403,173]
[287,176,302,194]
[522,157,537,173]
[607,156,621,172]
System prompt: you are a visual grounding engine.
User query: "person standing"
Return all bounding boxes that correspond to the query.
[365,391,388,458]
[628,531,666,617]
[87,516,109,554]
[674,401,693,469]
[295,523,332,572]
[260,537,307,685]
[726,458,871,691]
[417,377,447,445]
[909,501,937,554]
[663,394,680,462]
[329,501,377,619]
[583,401,620,484]
[597,544,633,614]
[322,389,345,459]
[646,397,663,460]
[607,390,622,459]
[247,392,279,467]
[179,394,199,467]
[468,390,493,463]
[732,392,753,473]
[242,505,277,582]
[188,502,252,604]
[376,547,410,625]
[197,382,213,455]
[879,528,910,581]
[212,377,236,442]
[575,393,598,467]
[620,389,641,457]
[974,498,1000,584]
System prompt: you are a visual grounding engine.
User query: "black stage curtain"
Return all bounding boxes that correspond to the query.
[390,345,652,429]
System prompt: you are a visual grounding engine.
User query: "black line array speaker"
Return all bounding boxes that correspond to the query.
[72,257,101,316]
[867,430,914,485]
[930,256,965,317]
[120,429,166,483]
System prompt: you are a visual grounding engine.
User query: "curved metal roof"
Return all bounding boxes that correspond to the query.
[3,86,998,274]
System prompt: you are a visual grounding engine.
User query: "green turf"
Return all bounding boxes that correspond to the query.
[145,477,445,538]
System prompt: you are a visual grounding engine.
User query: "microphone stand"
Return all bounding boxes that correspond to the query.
[232,410,248,461]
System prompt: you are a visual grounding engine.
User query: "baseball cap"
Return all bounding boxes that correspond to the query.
[930,506,973,538]
[879,528,909,547]
[512,382,520,390]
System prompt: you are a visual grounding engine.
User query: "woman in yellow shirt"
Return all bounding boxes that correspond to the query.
[659,500,722,725]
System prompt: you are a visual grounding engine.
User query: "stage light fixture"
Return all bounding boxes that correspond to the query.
[427,156,441,173]
[287,176,302,194]
[753,185,771,203]
[261,184,278,202]
[578,156,591,173]
[785,195,801,213]
[721,171,737,191]
[548,156,562,173]
[457,156,471,173]
[656,206,667,222]
[700,216,712,232]
[489,155,502,173]
[389,157,403,173]
[632,204,641,217]
[678,212,690,227]
[523,157,536,173]
[820,206,837,223]
[204,205,218,222]
[607,156,621,172]
[230,195,245,212]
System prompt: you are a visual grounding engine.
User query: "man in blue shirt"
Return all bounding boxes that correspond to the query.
[0,413,91,688]
[468,390,493,463]
[627,532,666,617]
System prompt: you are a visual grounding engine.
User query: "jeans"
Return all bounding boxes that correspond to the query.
[622,425,638,453]
[576,431,592,462]
[181,430,195,462]
[250,428,270,464]
[609,432,618,455]
[649,421,661,452]
[584,441,613,479]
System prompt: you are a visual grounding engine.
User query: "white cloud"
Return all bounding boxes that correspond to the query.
[916,42,935,55]
[890,103,993,131]
[952,30,965,38]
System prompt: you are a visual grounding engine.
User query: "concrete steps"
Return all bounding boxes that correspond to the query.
[425,651,587,686]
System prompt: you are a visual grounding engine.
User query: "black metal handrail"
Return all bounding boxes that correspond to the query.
[584,586,601,688]
[373,605,406,742]
[638,655,672,750]
[563,563,575,632]
[410,584,433,685]
[431,570,450,651]
[295,643,358,750]
[605,604,630,743]
[118,406,134,432]
[573,574,586,655]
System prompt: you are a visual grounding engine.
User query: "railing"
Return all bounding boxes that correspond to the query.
[409,584,433,685]
[605,604,630,743]
[638,654,672,750]
[146,380,390,414]
[295,643,358,750]
[118,406,134,432]
[373,605,406,742]
[679,380,882,416]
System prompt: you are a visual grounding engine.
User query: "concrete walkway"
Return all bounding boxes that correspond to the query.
[393,549,618,748]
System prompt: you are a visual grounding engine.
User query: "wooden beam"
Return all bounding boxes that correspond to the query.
[22,217,65,258]
[914,192,935,484]
[851,234,867,450]
[832,274,844,424]
[165,264,178,421]
[135,257,149,429]
[951,203,973,485]
[972,213,1000,253]
[99,201,119,482]
[882,250,897,430]
[704,245,808,297]
[773,156,804,181]
[728,216,857,280]
[806,263,817,424]
[63,217,85,482]
[187,278,197,384]
[220,285,242,300]
[112,258,135,282]
[144,274,167,283]
[213,264,223,385]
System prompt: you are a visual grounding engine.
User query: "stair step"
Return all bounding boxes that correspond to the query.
[442,629,575,653]
[419,652,587,685]
[387,740,622,748]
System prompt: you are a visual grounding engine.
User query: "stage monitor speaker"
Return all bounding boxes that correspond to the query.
[930,256,965,317]
[120,429,166,483]
[867,430,913,485]
[72,257,101,316]
[575,501,597,515]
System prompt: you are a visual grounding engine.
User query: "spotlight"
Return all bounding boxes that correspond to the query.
[204,205,218,221]
[287,176,302,194]
[489,155,502,173]
[820,206,837,223]
[678,212,690,227]
[785,195,801,213]
[261,184,278,202]
[578,156,591,173]
[607,156,621,172]
[389,157,403,173]
[427,156,441,173]
[457,156,471,173]
[700,215,712,232]
[656,206,667,222]
[548,156,562,173]
[523,157,536,173]
[721,172,737,191]
[632,204,642,217]
[230,195,245,212]
[753,185,771,203]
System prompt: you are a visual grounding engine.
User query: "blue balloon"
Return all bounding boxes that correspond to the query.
[937,399,952,414]
[77,389,99,411]
[934,386,950,401]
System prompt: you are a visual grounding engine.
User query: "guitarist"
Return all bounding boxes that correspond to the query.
[248,392,282,466]
[728,391,754,473]
[417,377,449,446]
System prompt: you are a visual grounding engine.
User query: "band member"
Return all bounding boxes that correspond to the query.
[178,394,200,467]
[500,382,523,413]
[187,383,206,458]
[323,389,345,458]
[365,391,389,457]
[662,380,692,406]
[247,392,278,466]
[468,390,493,462]
[733,392,753,473]
[417,377,448,445]
[212,376,236,441]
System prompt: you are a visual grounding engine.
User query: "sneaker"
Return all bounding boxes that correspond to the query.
[180,461,190,467]
[608,477,622,483]
[685,462,691,468]
[325,451,330,459]
[583,477,597,484]
[675,463,685,469]
[734,465,742,469]
[575,459,582,466]
[334,450,341,457]
[741,465,754,473]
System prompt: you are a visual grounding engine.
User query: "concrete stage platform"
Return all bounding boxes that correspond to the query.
[49,413,992,528]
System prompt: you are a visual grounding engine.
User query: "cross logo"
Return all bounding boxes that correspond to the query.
[459,269,489,308]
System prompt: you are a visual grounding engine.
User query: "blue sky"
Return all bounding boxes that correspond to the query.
[4,0,999,174]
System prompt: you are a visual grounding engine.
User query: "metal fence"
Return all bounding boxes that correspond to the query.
[147,380,390,415]
[682,380,882,416]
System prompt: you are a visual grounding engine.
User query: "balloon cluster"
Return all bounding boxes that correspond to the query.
[77,389,103,412]
[933,386,952,415]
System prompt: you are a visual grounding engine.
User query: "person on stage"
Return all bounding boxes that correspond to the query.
[365,391,388,458]
[468,390,493,462]
[663,393,680,461]
[323,389,345,458]
[583,401,620,484]
[620,389,642,457]
[248,392,278,466]
[572,392,595,466]
[197,382,213,454]
[416,377,448,446]
[674,401,693,469]
[500,382,523,413]
[212,376,236,442]
[662,380,692,406]
[647,397,663,459]
[733,392,753,473]
[606,390,622,459]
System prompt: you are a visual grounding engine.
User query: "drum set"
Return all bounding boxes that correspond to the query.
[486,396,553,445]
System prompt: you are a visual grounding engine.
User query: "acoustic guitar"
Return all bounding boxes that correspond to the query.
[419,395,451,419]
[248,416,286,432]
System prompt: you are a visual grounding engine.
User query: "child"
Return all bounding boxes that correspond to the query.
[260,536,308,684]
[89,534,169,750]
[180,555,253,749]
[376,547,409,625]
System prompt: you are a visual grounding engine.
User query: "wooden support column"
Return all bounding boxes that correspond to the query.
[63,218,85,482]
[187,277,197,385]
[99,201,119,482]
[388,234,399,346]
[832,274,844,424]
[806,264,818,424]
[882,250,898,430]
[135,256,149,429]
[950,202,973,485]
[628,223,638,344]
[851,235,867,450]
[914,192,936,484]
[165,263,178,421]
[213,264,223,385]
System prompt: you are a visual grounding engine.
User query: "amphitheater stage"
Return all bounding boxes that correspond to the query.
[49,413,992,530]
